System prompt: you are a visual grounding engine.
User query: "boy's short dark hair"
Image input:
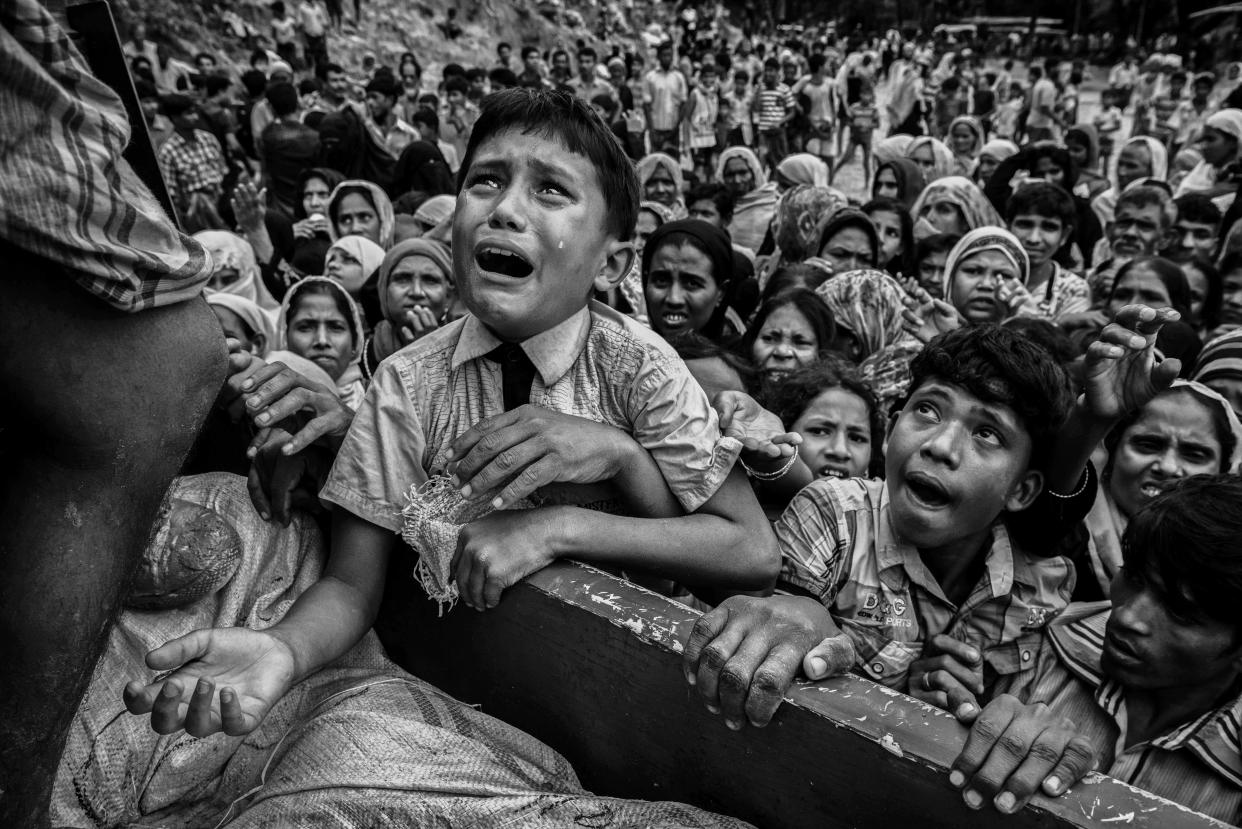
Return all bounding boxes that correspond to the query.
[578,46,597,60]
[686,182,736,224]
[908,325,1075,470]
[1005,181,1076,231]
[1118,184,1177,229]
[297,77,321,95]
[1175,192,1223,229]
[498,41,512,53]
[763,57,780,70]
[241,69,268,98]
[202,74,232,97]
[767,356,886,478]
[443,63,466,79]
[444,76,469,95]
[265,81,299,117]
[1123,474,1242,636]
[410,106,439,132]
[521,45,540,60]
[457,88,638,241]
[1002,317,1081,364]
[808,53,826,72]
[489,67,518,87]
[365,75,400,100]
[323,62,345,76]
[465,67,487,82]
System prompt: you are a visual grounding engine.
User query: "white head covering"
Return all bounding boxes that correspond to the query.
[194,231,280,312]
[274,276,367,409]
[205,293,274,357]
[942,226,1030,298]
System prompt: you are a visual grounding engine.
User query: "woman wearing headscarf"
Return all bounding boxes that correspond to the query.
[905,135,955,181]
[1066,124,1108,200]
[815,269,921,411]
[973,139,1018,187]
[758,185,849,286]
[1175,108,1242,212]
[1192,329,1242,416]
[1214,62,1242,109]
[327,179,396,249]
[391,140,456,198]
[287,167,346,279]
[910,176,1002,247]
[1091,136,1170,227]
[870,156,926,210]
[206,293,274,358]
[272,276,368,410]
[945,115,984,178]
[774,153,830,190]
[885,58,926,137]
[715,146,780,254]
[636,152,687,218]
[363,238,454,376]
[324,235,386,327]
[642,218,743,345]
[408,194,457,240]
[812,207,881,275]
[194,230,280,313]
[938,227,1030,326]
[873,134,915,167]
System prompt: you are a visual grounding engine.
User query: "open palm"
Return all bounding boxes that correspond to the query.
[123,627,297,737]
[1083,305,1181,421]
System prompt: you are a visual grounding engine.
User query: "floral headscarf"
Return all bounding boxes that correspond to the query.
[636,153,687,217]
[776,153,831,188]
[941,226,1029,299]
[910,176,1004,234]
[774,185,850,263]
[815,269,910,359]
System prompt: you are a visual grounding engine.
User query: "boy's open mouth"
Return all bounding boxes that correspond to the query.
[476,247,534,279]
[817,465,850,480]
[904,471,952,508]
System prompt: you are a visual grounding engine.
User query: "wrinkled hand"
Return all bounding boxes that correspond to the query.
[230,176,268,234]
[950,694,1098,814]
[234,361,354,454]
[682,595,847,729]
[123,627,297,737]
[451,507,563,610]
[908,634,984,722]
[904,298,964,344]
[1083,304,1181,422]
[397,306,441,345]
[713,390,801,471]
[446,405,633,510]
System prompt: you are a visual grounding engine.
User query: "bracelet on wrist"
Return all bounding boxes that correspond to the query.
[739,450,798,481]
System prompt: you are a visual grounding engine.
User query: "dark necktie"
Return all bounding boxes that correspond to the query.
[486,342,537,410]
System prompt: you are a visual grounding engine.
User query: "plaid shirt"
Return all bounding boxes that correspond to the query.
[996,603,1242,824]
[157,129,227,213]
[777,478,1074,693]
[0,0,210,312]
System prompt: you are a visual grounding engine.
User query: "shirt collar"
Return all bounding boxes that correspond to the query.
[451,307,591,387]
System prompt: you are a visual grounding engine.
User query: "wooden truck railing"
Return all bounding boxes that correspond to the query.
[376,560,1228,829]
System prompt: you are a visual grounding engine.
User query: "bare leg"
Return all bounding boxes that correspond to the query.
[0,246,225,825]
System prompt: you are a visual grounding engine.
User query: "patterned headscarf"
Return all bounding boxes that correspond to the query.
[815,269,910,359]
[910,176,1004,233]
[774,185,850,263]
[776,153,831,188]
[874,135,915,167]
[942,226,1030,299]
[1193,329,1242,393]
[195,230,279,312]
[906,136,956,181]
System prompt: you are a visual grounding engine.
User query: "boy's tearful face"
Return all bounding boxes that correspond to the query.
[885,381,1039,551]
[453,129,629,341]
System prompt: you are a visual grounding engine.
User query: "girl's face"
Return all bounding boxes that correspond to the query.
[1222,268,1242,327]
[818,227,874,273]
[286,292,354,381]
[792,387,874,480]
[1033,155,1066,188]
[911,145,938,176]
[386,254,452,323]
[1066,138,1089,170]
[873,167,900,200]
[1109,392,1222,518]
[1198,126,1238,167]
[302,176,331,218]
[920,200,968,236]
[751,304,818,384]
[950,124,976,156]
[211,306,263,355]
[1108,264,1174,318]
[868,209,905,265]
[950,249,1020,324]
[325,247,368,295]
[645,166,677,205]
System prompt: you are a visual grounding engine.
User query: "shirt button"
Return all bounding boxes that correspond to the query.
[1021,650,1032,663]
[871,663,884,675]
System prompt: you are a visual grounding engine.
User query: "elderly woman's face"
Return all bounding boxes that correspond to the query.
[975,153,1000,185]
[644,241,721,339]
[950,249,1020,324]
[386,254,452,325]
[1109,391,1222,518]
[950,123,976,156]
[920,200,968,236]
[645,166,677,205]
[911,145,938,176]
[722,157,755,195]
[818,227,874,273]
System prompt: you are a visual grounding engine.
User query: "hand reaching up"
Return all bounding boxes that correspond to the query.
[1083,304,1181,422]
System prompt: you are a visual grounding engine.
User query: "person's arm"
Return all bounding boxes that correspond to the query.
[123,509,391,736]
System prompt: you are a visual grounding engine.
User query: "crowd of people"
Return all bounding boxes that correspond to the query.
[7,0,1242,824]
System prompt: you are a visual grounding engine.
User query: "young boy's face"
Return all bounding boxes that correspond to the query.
[453,128,634,342]
[1009,212,1068,269]
[885,380,1040,551]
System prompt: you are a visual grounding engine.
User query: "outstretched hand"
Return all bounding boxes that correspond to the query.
[123,627,297,737]
[1083,304,1181,422]
[713,390,801,469]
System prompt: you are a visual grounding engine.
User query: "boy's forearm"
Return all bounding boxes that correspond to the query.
[268,511,392,682]
[550,468,779,592]
[611,436,683,517]
[1044,398,1113,494]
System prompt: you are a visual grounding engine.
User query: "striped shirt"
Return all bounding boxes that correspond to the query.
[0,0,211,312]
[776,478,1075,693]
[157,130,227,213]
[755,83,794,132]
[321,301,741,532]
[997,603,1242,824]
